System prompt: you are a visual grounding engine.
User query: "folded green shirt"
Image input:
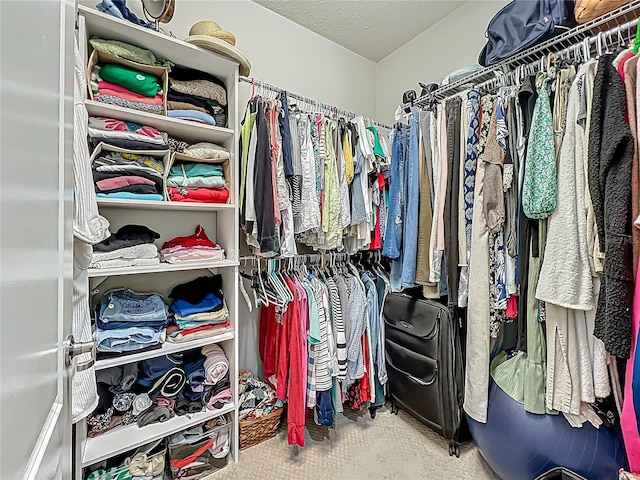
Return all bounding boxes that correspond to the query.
[100,63,161,97]
[169,163,223,178]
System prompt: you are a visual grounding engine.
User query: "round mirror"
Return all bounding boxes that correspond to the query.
[141,0,174,30]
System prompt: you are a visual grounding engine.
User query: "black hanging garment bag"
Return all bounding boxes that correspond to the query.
[384,293,465,456]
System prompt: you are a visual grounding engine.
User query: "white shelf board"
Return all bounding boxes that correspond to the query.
[78,5,238,84]
[88,259,239,278]
[97,197,236,212]
[82,403,236,466]
[86,100,233,145]
[95,331,234,370]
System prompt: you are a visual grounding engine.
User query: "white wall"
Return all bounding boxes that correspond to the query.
[375,0,509,124]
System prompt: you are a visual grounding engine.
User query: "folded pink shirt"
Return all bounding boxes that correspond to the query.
[96,175,156,191]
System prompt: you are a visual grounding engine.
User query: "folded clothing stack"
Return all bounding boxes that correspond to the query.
[87,347,232,438]
[167,141,230,203]
[94,288,169,357]
[91,63,164,115]
[167,67,227,127]
[167,161,229,204]
[168,416,231,479]
[166,275,231,343]
[201,344,232,411]
[91,225,160,269]
[89,116,169,151]
[92,150,165,201]
[160,226,225,264]
[238,370,279,421]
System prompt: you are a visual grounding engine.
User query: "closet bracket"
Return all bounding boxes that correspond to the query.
[90,276,109,291]
[207,268,219,275]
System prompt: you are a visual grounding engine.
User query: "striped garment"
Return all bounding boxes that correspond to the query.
[302,281,319,408]
[312,278,334,392]
[327,277,347,380]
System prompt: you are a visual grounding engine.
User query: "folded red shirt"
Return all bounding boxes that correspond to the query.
[167,187,229,204]
[180,321,230,336]
[162,225,217,250]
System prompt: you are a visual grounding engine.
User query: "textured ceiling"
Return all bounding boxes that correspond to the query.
[253,0,467,61]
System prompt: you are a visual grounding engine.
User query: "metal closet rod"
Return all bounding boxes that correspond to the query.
[239,252,352,264]
[406,0,640,108]
[471,15,640,96]
[239,75,392,130]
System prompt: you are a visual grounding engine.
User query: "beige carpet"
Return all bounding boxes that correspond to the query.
[212,406,497,480]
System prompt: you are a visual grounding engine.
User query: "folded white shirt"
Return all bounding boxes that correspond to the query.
[91,243,158,265]
[90,257,160,269]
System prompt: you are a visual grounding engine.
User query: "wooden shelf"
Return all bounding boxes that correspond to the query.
[85,100,233,145]
[97,197,236,212]
[95,331,234,371]
[82,403,236,466]
[88,259,239,278]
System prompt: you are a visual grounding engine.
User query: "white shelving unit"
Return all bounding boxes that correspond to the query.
[77,4,240,470]
[82,403,236,466]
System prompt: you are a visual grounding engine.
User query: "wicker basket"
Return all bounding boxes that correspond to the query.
[574,0,633,24]
[239,408,283,451]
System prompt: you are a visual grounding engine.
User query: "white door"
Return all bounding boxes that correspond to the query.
[0,0,76,478]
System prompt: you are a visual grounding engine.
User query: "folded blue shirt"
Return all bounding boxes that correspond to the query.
[137,353,184,387]
[97,192,164,201]
[170,292,222,317]
[168,109,216,126]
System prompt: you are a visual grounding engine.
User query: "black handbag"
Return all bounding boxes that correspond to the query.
[478,0,577,67]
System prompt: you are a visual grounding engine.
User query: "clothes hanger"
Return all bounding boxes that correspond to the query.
[258,259,285,307]
[266,259,289,305]
[238,259,254,312]
[276,258,294,302]
[255,259,271,307]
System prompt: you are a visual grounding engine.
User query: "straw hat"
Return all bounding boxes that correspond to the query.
[185,20,251,76]
[189,21,236,46]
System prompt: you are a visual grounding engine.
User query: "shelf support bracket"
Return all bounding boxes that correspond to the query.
[90,276,109,294]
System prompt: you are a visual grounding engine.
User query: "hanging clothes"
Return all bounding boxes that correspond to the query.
[239,95,390,257]
[254,256,389,446]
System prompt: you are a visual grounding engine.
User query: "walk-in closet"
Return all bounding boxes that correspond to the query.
[1,0,640,479]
